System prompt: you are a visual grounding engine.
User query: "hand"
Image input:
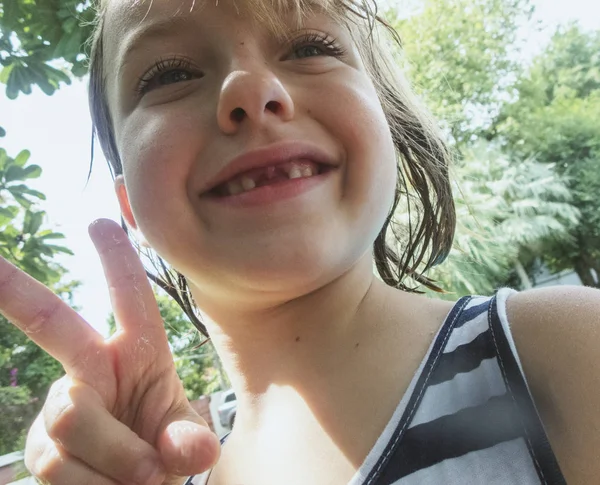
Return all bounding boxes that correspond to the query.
[0,219,220,485]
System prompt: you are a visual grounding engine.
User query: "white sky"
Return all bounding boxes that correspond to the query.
[0,0,599,338]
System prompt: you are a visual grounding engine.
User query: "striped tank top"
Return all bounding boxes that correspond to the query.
[188,288,567,484]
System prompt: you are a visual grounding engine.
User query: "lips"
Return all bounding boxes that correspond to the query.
[201,142,337,198]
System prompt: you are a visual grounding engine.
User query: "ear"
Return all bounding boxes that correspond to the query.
[114,175,150,247]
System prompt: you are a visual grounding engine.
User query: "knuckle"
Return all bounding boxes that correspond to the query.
[47,400,79,442]
[24,299,62,335]
[66,339,105,376]
[32,445,65,483]
[47,375,71,398]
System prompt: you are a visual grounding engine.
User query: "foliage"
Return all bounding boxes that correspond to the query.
[388,0,584,292]
[0,147,77,453]
[0,0,94,98]
[108,292,228,400]
[0,148,73,279]
[428,142,579,296]
[391,0,534,144]
[0,386,38,455]
[492,25,600,286]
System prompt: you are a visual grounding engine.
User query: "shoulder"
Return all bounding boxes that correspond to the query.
[505,284,600,327]
[503,285,600,484]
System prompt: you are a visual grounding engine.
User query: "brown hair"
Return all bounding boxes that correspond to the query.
[87,0,456,337]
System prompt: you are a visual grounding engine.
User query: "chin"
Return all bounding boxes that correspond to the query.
[231,249,340,293]
[204,238,362,304]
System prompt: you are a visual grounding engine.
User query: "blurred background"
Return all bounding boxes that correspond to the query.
[1,0,599,481]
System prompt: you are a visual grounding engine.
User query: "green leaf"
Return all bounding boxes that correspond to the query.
[0,127,5,138]
[6,69,20,100]
[3,185,45,201]
[13,150,31,168]
[7,189,32,209]
[21,164,42,179]
[11,66,29,97]
[38,231,65,240]
[0,149,7,170]
[0,206,19,226]
[0,64,14,84]
[43,64,72,86]
[23,211,44,236]
[37,244,55,257]
[71,63,88,77]
[45,245,74,256]
[5,166,25,182]
[19,187,45,200]
[27,64,56,96]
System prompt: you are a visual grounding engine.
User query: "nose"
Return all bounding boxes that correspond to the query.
[217,69,295,134]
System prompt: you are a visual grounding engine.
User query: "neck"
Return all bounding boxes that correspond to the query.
[190,255,392,413]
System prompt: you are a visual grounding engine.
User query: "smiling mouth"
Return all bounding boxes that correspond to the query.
[211,159,330,197]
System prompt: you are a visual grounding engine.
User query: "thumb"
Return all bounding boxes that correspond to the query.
[157,408,221,476]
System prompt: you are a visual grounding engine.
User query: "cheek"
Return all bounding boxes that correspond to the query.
[318,75,397,215]
[116,110,201,239]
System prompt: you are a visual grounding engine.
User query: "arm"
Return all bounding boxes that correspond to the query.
[506,285,600,484]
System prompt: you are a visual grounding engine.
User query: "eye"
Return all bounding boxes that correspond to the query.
[294,45,327,58]
[288,32,346,60]
[137,56,202,95]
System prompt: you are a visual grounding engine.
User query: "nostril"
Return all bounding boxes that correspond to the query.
[231,107,246,123]
[265,101,280,114]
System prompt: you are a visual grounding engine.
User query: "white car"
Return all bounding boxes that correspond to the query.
[217,389,237,430]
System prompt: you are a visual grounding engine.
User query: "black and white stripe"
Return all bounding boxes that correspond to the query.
[359,289,566,485]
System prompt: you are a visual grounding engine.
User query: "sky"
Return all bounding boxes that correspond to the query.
[0,0,599,338]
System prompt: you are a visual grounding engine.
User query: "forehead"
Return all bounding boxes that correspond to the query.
[103,0,348,44]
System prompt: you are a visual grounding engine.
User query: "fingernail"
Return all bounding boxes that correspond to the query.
[88,219,127,252]
[88,218,120,238]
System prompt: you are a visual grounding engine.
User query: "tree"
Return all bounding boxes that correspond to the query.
[1,4,89,452]
[388,0,584,292]
[492,25,600,286]
[0,147,77,454]
[108,292,229,401]
[0,0,93,98]
[427,142,579,296]
[390,0,534,145]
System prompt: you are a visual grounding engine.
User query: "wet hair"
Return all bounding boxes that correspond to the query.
[87,0,456,337]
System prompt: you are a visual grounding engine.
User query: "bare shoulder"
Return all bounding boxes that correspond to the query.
[505,285,600,484]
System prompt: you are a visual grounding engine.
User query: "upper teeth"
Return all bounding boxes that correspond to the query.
[289,166,302,179]
[241,177,256,191]
[224,160,318,196]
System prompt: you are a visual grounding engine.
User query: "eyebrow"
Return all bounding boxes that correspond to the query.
[117,15,196,75]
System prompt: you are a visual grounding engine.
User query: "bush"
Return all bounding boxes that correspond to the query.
[0,386,38,455]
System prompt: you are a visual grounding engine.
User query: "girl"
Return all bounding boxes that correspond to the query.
[1,0,598,484]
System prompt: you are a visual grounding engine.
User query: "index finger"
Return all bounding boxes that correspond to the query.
[89,219,168,347]
[0,256,104,373]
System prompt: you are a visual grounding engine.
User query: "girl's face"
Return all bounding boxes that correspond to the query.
[104,0,397,304]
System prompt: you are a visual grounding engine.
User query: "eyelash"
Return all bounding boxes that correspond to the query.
[288,32,346,59]
[136,55,196,95]
[135,32,346,96]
